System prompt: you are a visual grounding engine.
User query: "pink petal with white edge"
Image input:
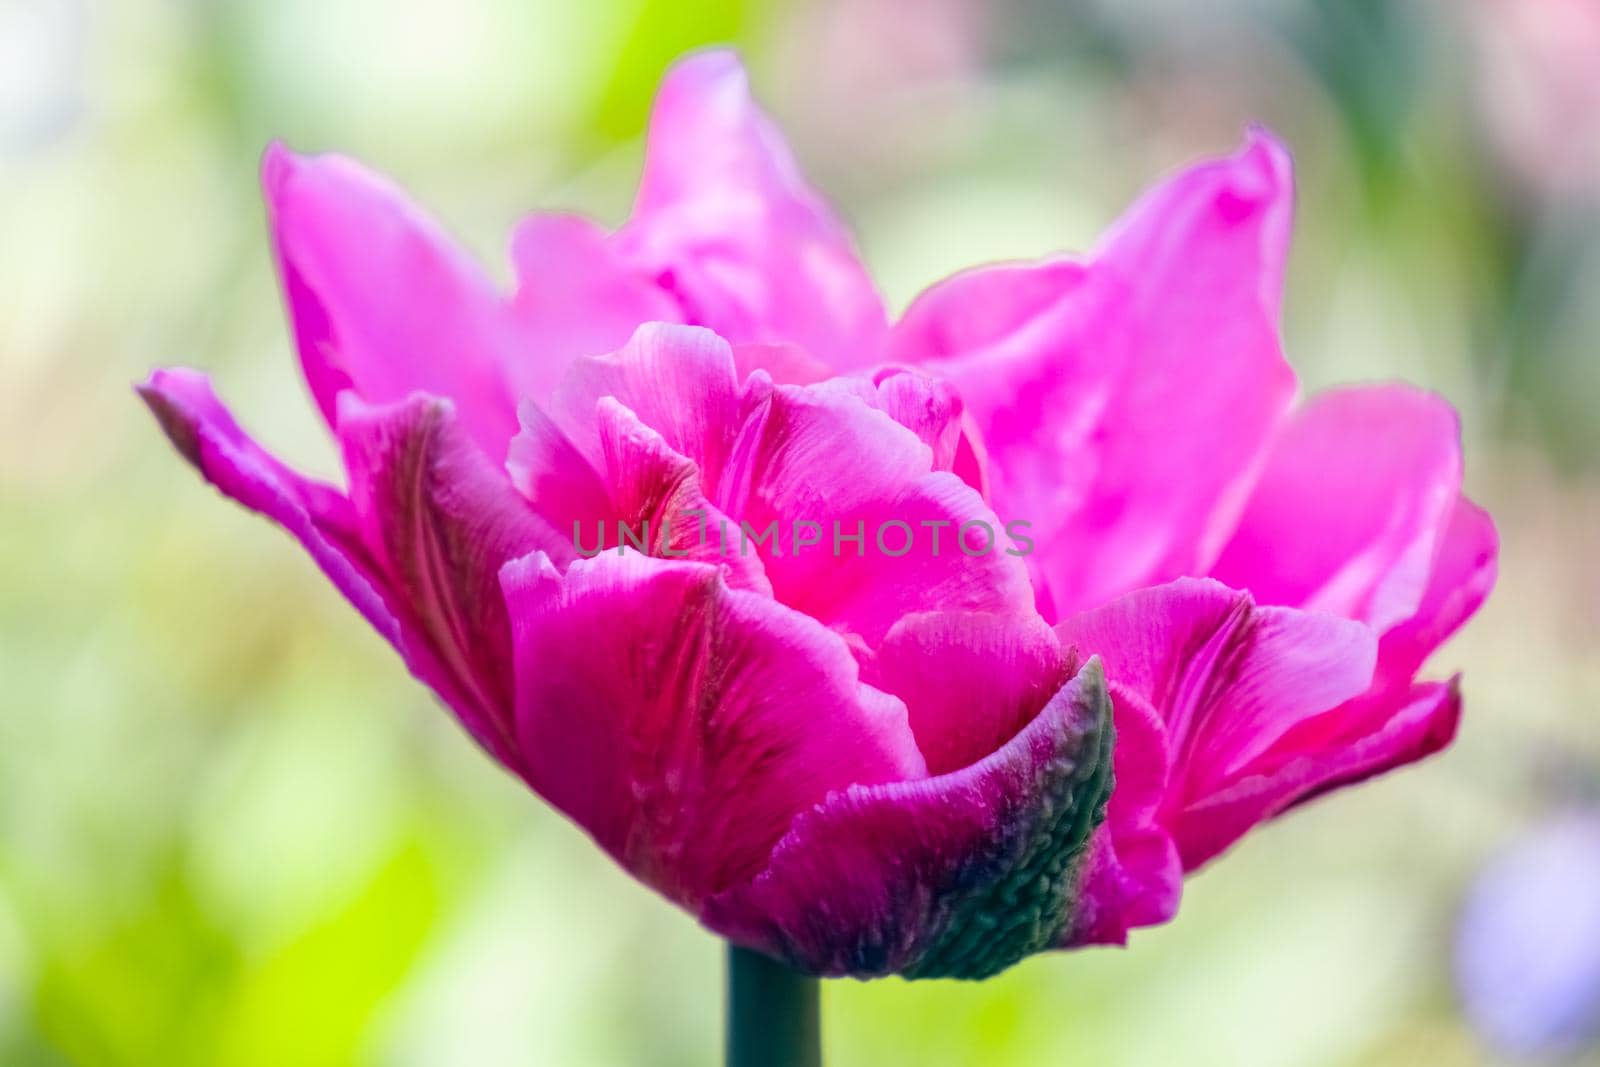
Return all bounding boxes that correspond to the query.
[621,50,888,371]
[891,131,1298,619]
[703,659,1112,978]
[1210,385,1464,632]
[500,551,925,910]
[262,144,521,457]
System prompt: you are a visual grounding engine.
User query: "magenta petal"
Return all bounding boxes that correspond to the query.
[731,342,834,387]
[139,371,524,769]
[1207,503,1492,843]
[591,397,771,593]
[262,144,520,457]
[622,50,887,370]
[727,383,1036,646]
[507,392,765,590]
[1056,578,1377,785]
[337,392,572,761]
[1057,578,1377,875]
[1211,385,1465,631]
[1375,495,1498,689]
[505,399,615,530]
[1180,680,1460,869]
[703,660,1112,978]
[500,551,925,910]
[868,367,989,495]
[549,323,747,493]
[866,611,1069,775]
[891,131,1297,618]
[506,213,683,404]
[1067,682,1182,946]
[138,369,396,640]
[1095,125,1294,324]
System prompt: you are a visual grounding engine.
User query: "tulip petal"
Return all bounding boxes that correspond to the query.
[263,144,521,456]
[1066,682,1182,945]
[703,659,1112,978]
[138,368,396,639]
[545,323,1033,647]
[549,323,747,494]
[866,367,989,496]
[590,397,771,593]
[1056,578,1377,785]
[621,50,887,370]
[891,131,1297,618]
[500,551,926,909]
[1375,495,1498,689]
[138,371,525,767]
[726,382,1037,647]
[1180,680,1460,868]
[1056,578,1378,882]
[338,392,572,760]
[866,611,1069,775]
[507,212,683,404]
[1211,385,1464,632]
[1194,497,1493,860]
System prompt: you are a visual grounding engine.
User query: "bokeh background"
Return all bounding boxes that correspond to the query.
[4,0,1598,1063]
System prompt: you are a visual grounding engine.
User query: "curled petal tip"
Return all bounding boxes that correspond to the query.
[136,368,209,466]
[663,46,749,88]
[259,139,304,206]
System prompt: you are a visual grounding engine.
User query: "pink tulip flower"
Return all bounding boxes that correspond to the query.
[140,50,1495,978]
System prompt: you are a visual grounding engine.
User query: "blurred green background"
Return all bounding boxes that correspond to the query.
[3,0,1597,1063]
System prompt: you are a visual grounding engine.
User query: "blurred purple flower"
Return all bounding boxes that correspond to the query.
[1457,813,1600,1056]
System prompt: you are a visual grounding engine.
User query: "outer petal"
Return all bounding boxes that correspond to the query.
[1056,578,1379,933]
[137,371,527,768]
[1179,680,1460,869]
[890,131,1297,618]
[263,144,521,456]
[620,50,887,370]
[1210,385,1464,632]
[1056,578,1378,789]
[138,369,395,640]
[704,660,1113,978]
[500,551,925,910]
[1374,495,1498,689]
[506,213,683,404]
[1064,682,1181,946]
[337,393,573,764]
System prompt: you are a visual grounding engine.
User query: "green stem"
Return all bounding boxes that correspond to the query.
[725,944,821,1067]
